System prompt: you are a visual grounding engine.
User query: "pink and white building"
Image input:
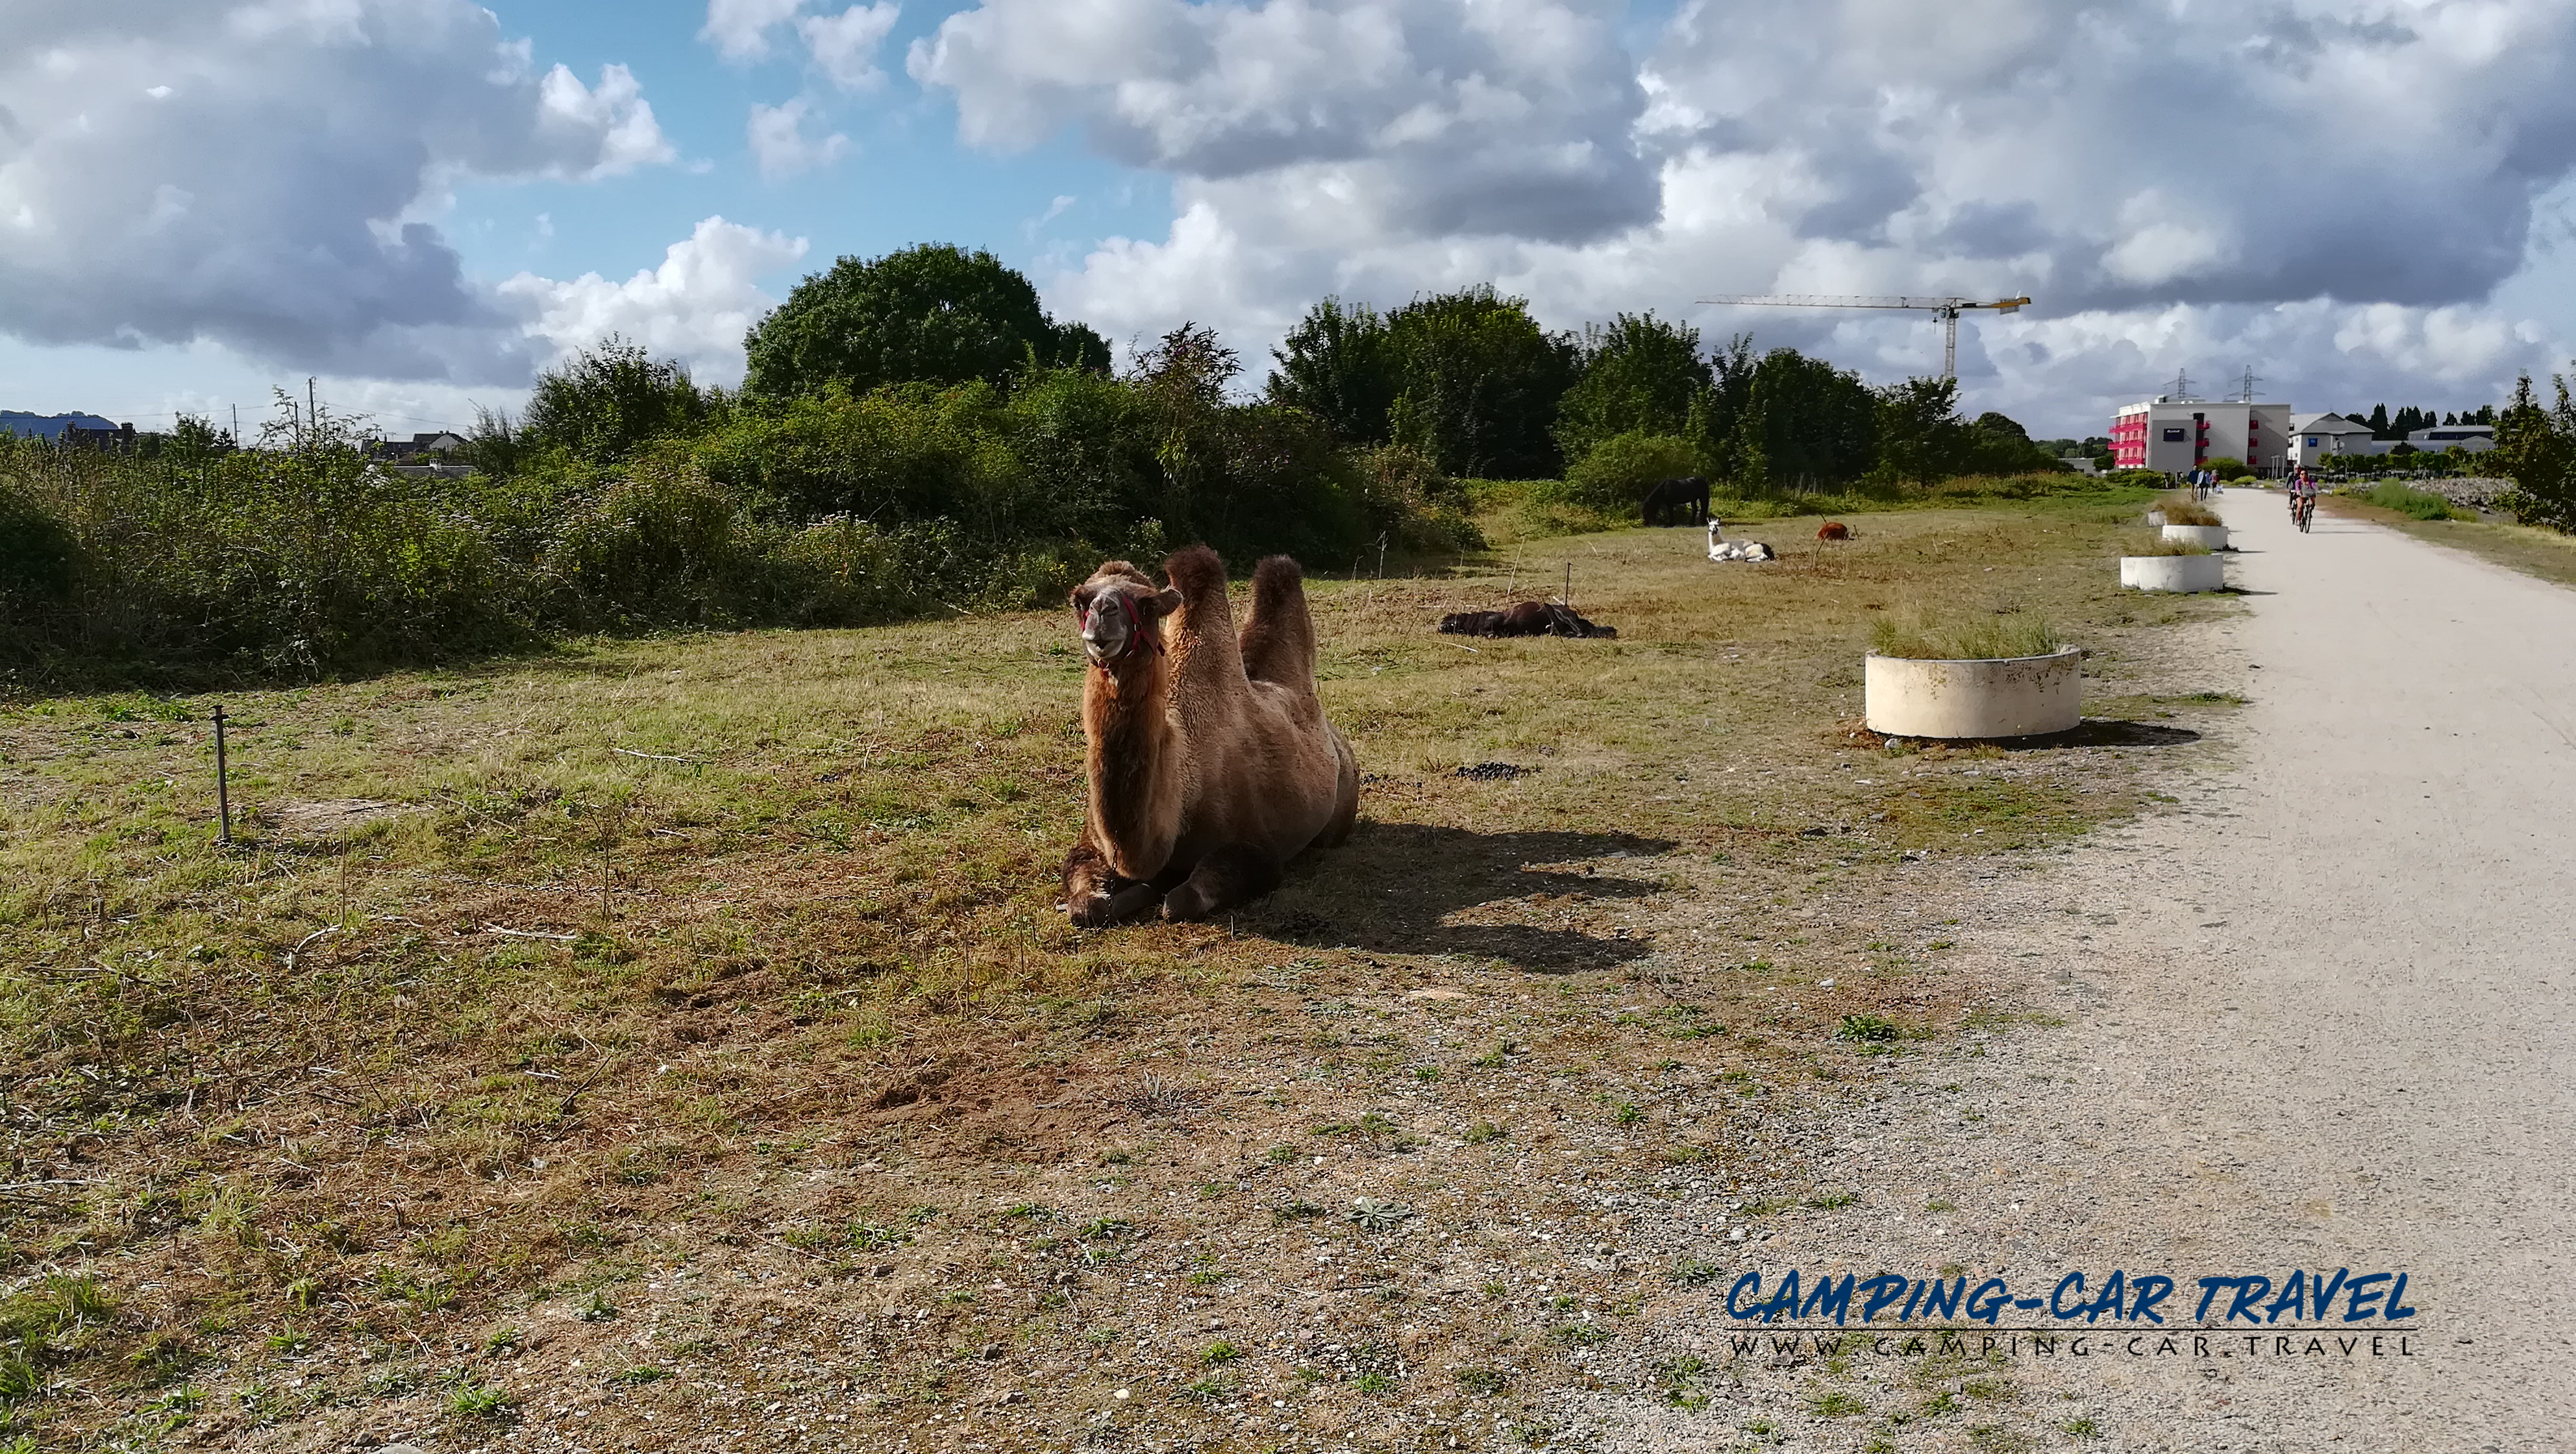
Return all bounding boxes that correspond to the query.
[2110,397,2293,475]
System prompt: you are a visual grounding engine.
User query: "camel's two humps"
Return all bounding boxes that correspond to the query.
[1063,546,1358,926]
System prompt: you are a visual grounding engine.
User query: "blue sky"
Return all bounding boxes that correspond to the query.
[8,0,2576,440]
[440,1,1164,297]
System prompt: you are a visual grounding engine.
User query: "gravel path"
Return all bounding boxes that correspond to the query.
[1588,490,2576,1452]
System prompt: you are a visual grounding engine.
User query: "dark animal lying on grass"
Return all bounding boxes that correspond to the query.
[1437,601,1618,639]
[1816,521,1852,541]
[1641,475,1711,527]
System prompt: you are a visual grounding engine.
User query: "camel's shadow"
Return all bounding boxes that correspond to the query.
[1248,822,1679,973]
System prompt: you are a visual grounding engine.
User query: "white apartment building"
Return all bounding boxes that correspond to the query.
[2110,397,2292,474]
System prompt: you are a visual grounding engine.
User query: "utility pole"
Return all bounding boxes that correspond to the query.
[306,377,318,447]
[2237,366,2262,404]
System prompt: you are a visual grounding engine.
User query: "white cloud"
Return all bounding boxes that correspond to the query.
[701,0,810,60]
[702,0,903,88]
[748,99,854,179]
[499,217,810,388]
[0,1,671,381]
[910,0,1653,243]
[912,0,2576,429]
[803,3,904,90]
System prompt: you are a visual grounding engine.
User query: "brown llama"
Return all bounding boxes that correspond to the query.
[1061,546,1359,926]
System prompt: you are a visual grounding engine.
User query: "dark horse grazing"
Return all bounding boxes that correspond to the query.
[1641,475,1711,526]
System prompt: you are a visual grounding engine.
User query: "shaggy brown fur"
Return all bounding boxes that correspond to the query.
[1435,601,1618,639]
[1063,547,1359,926]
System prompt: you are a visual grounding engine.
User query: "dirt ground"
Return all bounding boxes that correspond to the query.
[3,489,2280,1453]
[1567,490,2576,1453]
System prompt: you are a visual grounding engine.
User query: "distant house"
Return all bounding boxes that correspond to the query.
[370,430,468,463]
[2286,413,2379,468]
[65,421,141,452]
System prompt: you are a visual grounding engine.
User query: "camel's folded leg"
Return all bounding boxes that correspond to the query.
[1064,837,1163,928]
[1161,843,1284,922]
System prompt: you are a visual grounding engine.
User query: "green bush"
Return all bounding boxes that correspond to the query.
[1558,432,1700,511]
[521,337,711,465]
[1351,445,1484,556]
[2352,482,2461,521]
[1,412,524,672]
[0,341,1476,678]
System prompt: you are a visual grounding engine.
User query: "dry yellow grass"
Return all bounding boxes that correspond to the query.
[0,489,2249,1449]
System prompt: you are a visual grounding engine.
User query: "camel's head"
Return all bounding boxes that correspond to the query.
[1071,562,1181,669]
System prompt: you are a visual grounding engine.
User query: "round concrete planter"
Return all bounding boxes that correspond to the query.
[2161,523,2230,550]
[2120,553,2225,592]
[1864,647,2084,740]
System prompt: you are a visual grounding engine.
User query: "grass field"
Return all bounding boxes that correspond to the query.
[0,486,2249,1450]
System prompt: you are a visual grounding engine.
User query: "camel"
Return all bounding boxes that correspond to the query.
[1061,545,1359,926]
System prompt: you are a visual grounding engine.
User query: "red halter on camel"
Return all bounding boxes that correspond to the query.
[1080,591,1165,669]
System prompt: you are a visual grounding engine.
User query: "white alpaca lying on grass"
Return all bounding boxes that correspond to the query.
[1707,519,1776,563]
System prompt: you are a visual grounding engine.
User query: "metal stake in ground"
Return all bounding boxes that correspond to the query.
[212,704,231,845]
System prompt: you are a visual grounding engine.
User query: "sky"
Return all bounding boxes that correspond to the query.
[9,0,2576,441]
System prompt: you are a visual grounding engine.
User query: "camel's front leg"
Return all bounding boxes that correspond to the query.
[1064,837,1161,927]
[1161,843,1283,922]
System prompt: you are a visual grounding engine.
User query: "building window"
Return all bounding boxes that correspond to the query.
[2162,428,2186,441]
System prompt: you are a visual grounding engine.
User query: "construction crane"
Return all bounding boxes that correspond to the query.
[1692,294,2033,382]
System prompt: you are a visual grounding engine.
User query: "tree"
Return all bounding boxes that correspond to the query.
[2490,373,2576,530]
[1552,312,1713,465]
[1378,288,1580,480]
[1265,298,1396,443]
[1872,376,1970,487]
[1266,286,1581,477]
[1131,321,1241,530]
[521,337,708,465]
[166,413,233,465]
[1961,411,2067,474]
[743,243,1110,399]
[1713,345,1877,491]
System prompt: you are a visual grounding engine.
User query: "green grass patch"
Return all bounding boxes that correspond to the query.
[2351,483,2465,521]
